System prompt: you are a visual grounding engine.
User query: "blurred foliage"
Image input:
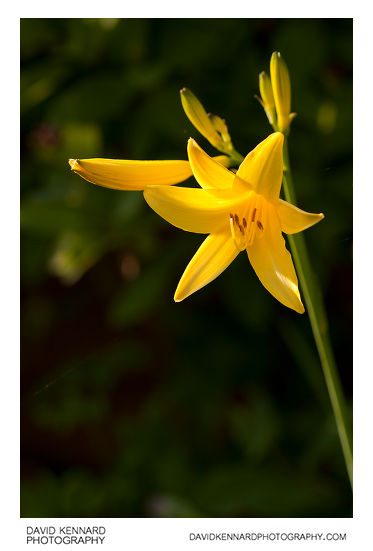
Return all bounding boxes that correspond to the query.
[21,18,352,518]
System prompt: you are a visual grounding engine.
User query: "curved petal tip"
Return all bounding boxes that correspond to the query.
[69,159,79,170]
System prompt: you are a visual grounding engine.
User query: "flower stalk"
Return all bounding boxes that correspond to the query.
[282,137,353,488]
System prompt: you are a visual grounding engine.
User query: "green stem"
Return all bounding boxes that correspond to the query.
[228,149,244,166]
[282,137,353,488]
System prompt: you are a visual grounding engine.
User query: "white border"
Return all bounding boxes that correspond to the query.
[5,5,372,551]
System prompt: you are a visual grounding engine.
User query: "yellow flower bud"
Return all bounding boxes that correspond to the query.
[180,88,221,149]
[258,71,276,126]
[208,114,233,153]
[180,88,242,163]
[270,51,291,132]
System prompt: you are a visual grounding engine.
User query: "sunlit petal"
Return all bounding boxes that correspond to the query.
[69,158,192,190]
[234,132,284,200]
[247,204,304,313]
[143,186,246,234]
[278,199,324,235]
[187,139,236,189]
[174,231,239,301]
[211,155,232,168]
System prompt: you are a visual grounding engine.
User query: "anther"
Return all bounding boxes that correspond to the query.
[234,214,239,225]
[257,221,263,230]
[239,224,244,234]
[251,208,257,222]
[243,218,247,228]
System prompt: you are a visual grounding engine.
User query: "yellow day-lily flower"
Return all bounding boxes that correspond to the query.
[143,132,324,313]
[69,156,230,190]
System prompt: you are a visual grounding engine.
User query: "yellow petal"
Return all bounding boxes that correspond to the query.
[187,139,236,190]
[180,88,221,148]
[174,231,239,301]
[143,185,246,234]
[212,155,232,168]
[277,199,324,235]
[69,158,192,191]
[234,132,284,200]
[247,204,304,313]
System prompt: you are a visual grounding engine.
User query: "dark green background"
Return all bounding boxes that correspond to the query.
[21,18,352,517]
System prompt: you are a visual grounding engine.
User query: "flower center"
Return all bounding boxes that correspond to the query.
[229,193,266,251]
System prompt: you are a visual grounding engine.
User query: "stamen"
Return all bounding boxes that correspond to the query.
[251,208,257,222]
[229,213,246,252]
[229,195,266,252]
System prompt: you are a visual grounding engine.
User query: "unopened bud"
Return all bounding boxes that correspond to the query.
[180,88,221,149]
[258,71,276,126]
[208,114,233,153]
[270,52,291,132]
